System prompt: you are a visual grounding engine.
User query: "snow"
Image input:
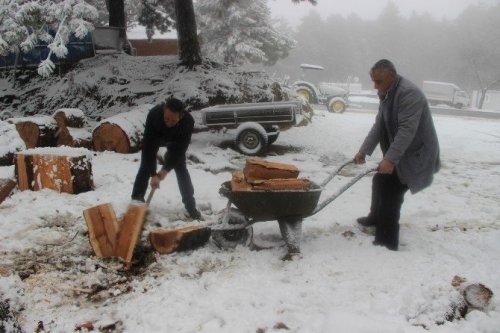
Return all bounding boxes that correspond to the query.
[20,147,92,158]
[7,115,57,128]
[52,107,86,119]
[0,120,25,156]
[1,109,500,332]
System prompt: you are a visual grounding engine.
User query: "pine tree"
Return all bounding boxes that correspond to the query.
[0,0,98,76]
[196,0,296,65]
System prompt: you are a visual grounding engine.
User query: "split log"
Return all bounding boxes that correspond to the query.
[15,147,94,194]
[83,202,148,266]
[0,120,25,166]
[231,171,252,191]
[244,159,299,182]
[92,104,154,153]
[53,108,87,128]
[251,178,311,191]
[150,225,211,254]
[0,179,16,204]
[56,127,92,149]
[7,116,57,148]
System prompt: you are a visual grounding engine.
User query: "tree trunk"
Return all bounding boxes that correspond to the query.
[92,104,153,153]
[108,0,128,51]
[15,149,94,194]
[8,116,57,148]
[174,0,202,68]
[478,88,487,109]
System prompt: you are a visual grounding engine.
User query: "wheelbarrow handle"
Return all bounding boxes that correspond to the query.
[312,166,378,215]
[320,159,355,188]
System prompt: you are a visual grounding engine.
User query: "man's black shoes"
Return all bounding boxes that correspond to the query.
[356,216,376,227]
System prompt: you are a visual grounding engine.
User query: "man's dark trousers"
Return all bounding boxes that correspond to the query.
[131,154,196,211]
[368,172,408,250]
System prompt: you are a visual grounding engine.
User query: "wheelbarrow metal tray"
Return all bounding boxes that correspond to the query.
[220,181,322,221]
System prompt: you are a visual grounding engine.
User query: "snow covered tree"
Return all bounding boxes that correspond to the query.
[0,0,98,76]
[196,0,296,65]
[137,0,175,41]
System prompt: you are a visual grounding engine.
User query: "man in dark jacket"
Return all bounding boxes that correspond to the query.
[131,98,202,220]
[354,59,440,250]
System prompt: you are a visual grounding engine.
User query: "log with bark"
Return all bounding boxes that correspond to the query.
[7,116,58,148]
[0,120,25,166]
[53,108,88,128]
[150,225,211,254]
[92,104,153,153]
[56,127,92,149]
[0,179,16,204]
[15,148,94,194]
[83,202,148,267]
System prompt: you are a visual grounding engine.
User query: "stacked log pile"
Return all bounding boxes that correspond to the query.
[231,159,311,191]
[53,108,92,149]
[92,104,153,153]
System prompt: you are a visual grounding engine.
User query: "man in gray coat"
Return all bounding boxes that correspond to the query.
[354,59,440,250]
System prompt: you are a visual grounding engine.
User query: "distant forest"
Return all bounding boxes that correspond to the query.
[267,1,500,94]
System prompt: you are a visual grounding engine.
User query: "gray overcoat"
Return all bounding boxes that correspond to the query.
[359,75,440,194]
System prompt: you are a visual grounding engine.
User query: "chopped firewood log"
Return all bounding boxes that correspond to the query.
[92,104,153,153]
[56,127,92,149]
[83,202,149,267]
[244,159,299,182]
[15,148,94,194]
[0,121,25,166]
[150,225,211,254]
[7,116,57,148]
[53,108,87,128]
[0,179,16,204]
[251,178,311,191]
[231,171,253,191]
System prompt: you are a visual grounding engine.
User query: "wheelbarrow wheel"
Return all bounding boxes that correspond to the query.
[212,208,253,249]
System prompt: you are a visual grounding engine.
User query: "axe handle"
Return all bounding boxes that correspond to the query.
[146,187,156,205]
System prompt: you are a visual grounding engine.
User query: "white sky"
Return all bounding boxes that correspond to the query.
[269,0,487,26]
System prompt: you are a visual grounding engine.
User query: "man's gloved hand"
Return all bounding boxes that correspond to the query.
[150,169,168,189]
[354,152,366,164]
[378,159,395,174]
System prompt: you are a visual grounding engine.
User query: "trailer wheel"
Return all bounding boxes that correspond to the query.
[327,97,346,113]
[212,209,253,249]
[235,122,268,155]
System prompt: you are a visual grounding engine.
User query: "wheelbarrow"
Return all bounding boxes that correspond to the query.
[210,160,378,257]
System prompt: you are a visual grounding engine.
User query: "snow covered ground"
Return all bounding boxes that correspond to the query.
[1,109,499,332]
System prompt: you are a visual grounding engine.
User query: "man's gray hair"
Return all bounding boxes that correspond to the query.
[371,59,397,76]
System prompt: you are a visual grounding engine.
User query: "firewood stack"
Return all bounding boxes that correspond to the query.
[231,159,311,191]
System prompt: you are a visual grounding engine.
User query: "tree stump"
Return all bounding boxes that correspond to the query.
[0,179,16,204]
[7,116,58,148]
[150,225,211,254]
[0,121,25,166]
[53,108,87,128]
[92,104,154,153]
[15,148,94,194]
[83,203,148,267]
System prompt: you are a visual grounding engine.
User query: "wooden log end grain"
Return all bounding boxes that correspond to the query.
[150,225,211,254]
[53,108,87,128]
[92,123,130,153]
[0,179,16,204]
